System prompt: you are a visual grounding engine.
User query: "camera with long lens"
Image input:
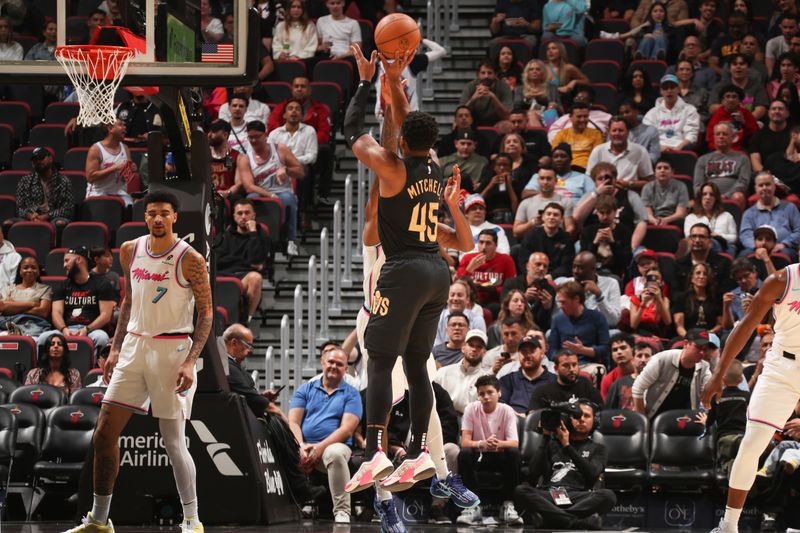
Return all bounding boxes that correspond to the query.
[540,399,583,432]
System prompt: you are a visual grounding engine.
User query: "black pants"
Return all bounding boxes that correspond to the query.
[513,483,616,529]
[458,447,521,501]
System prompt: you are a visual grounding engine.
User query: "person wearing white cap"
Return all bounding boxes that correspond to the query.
[642,74,700,152]
[738,171,800,262]
[433,329,492,416]
[462,193,511,257]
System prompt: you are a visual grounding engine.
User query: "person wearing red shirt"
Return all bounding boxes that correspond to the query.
[706,84,758,152]
[457,229,517,316]
[600,333,637,400]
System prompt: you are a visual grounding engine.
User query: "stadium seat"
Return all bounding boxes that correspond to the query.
[8,85,44,122]
[0,376,19,404]
[674,174,693,199]
[581,60,621,86]
[585,39,625,65]
[62,171,88,208]
[590,83,618,114]
[520,410,545,481]
[81,369,103,388]
[0,195,16,223]
[489,39,534,64]
[215,305,231,328]
[257,81,292,105]
[69,387,105,407]
[63,147,90,172]
[214,276,245,325]
[0,402,45,483]
[272,59,307,83]
[660,151,698,177]
[720,198,742,228]
[111,248,122,275]
[8,385,66,416]
[313,60,354,102]
[309,82,342,129]
[65,16,88,44]
[44,248,68,277]
[115,221,148,247]
[0,170,25,196]
[0,124,15,168]
[251,196,284,247]
[43,102,80,125]
[597,18,630,35]
[40,276,66,294]
[64,336,95,379]
[594,409,649,490]
[8,221,55,266]
[629,60,668,86]
[60,221,109,249]
[642,225,683,253]
[477,126,500,153]
[0,102,31,144]
[649,409,714,489]
[0,407,16,489]
[28,124,69,164]
[15,247,37,261]
[80,196,127,236]
[11,147,54,172]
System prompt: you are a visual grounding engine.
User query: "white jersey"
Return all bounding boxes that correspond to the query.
[248,143,292,194]
[773,263,800,352]
[86,141,129,198]
[362,243,384,312]
[127,236,195,336]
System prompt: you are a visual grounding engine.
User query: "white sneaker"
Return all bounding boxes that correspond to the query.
[500,500,523,525]
[600,30,619,39]
[456,505,481,525]
[710,518,739,533]
[286,241,299,256]
[180,520,204,533]
[334,511,350,523]
[63,514,115,533]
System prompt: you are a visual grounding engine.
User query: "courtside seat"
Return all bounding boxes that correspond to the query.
[9,385,66,417]
[69,387,105,408]
[0,407,17,489]
[0,376,18,404]
[64,336,95,380]
[594,409,649,490]
[649,409,714,490]
[0,402,45,483]
[520,410,545,481]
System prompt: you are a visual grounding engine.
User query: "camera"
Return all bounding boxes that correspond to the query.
[540,399,583,432]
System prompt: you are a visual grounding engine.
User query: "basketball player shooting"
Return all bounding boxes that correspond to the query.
[703,265,800,533]
[67,191,213,533]
[343,43,452,492]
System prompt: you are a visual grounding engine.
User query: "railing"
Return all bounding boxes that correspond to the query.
[331,200,342,315]
[264,345,274,390]
[318,227,330,341]
[293,284,303,389]
[343,175,353,287]
[306,255,318,372]
[279,314,290,406]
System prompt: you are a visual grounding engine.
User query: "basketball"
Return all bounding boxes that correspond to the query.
[374,13,421,57]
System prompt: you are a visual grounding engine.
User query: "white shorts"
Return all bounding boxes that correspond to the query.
[357,307,437,405]
[746,344,800,430]
[103,333,196,420]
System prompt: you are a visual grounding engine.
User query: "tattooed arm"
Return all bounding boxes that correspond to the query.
[104,240,135,384]
[176,248,214,393]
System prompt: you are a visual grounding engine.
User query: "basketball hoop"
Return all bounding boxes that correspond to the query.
[56,45,137,127]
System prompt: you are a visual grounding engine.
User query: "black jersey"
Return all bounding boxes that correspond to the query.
[377,155,444,258]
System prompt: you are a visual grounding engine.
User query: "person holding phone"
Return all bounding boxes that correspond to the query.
[629,268,672,336]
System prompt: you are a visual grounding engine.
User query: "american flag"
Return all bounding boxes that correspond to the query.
[201,43,234,63]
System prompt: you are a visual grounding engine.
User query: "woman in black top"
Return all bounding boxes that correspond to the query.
[478,153,519,223]
[672,262,723,337]
[493,45,523,92]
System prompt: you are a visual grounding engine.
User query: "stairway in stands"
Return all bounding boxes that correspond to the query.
[250,0,494,384]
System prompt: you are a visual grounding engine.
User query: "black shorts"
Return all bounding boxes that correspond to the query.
[364,253,450,357]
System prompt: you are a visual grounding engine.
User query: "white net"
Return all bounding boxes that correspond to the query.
[55,46,137,127]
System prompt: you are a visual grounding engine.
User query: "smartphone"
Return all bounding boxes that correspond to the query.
[501,351,511,359]
[646,274,659,283]
[273,385,286,394]
[535,277,550,290]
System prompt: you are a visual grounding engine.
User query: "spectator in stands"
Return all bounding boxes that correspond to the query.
[0,256,51,337]
[625,248,668,298]
[0,226,20,291]
[722,258,761,330]
[709,53,769,121]
[463,194,511,255]
[496,132,538,193]
[618,101,661,164]
[456,375,523,526]
[768,53,800,100]
[677,222,734,288]
[766,14,799,76]
[708,11,750,76]
[16,147,73,231]
[207,120,244,199]
[514,164,575,238]
[632,329,712,418]
[675,60,710,124]
[694,122,752,208]
[0,16,22,61]
[487,290,535,349]
[750,225,781,277]
[216,199,271,322]
[436,106,492,159]
[557,251,622,328]
[587,116,654,190]
[514,398,614,529]
[89,246,120,297]
[765,124,800,188]
[547,281,610,371]
[673,262,723,336]
[272,0,318,61]
[459,61,513,127]
[517,202,574,277]
[579,196,632,278]
[499,335,556,414]
[440,129,489,191]
[432,311,470,367]
[457,229,517,311]
[505,107,552,161]
[522,143,594,201]
[220,85,271,128]
[25,332,81,395]
[542,0,587,47]
[631,0,687,28]
[643,74,701,153]
[739,171,800,261]
[239,120,304,256]
[315,0,361,60]
[514,59,561,118]
[706,84,758,151]
[739,33,769,83]
[551,103,604,170]
[490,0,543,48]
[435,280,487,345]
[684,183,738,255]
[542,41,589,98]
[492,45,523,91]
[200,0,223,42]
[475,153,517,222]
[749,99,791,173]
[641,158,689,226]
[484,316,527,375]
[434,329,492,415]
[617,68,658,117]
[629,267,672,336]
[85,119,138,206]
[44,247,114,354]
[529,349,603,410]
[574,162,649,251]
[24,18,55,61]
[605,341,654,409]
[84,9,108,41]
[226,94,253,154]
[116,92,162,148]
[600,333,635,399]
[288,347,361,524]
[668,34,717,92]
[792,34,800,56]
[502,252,556,332]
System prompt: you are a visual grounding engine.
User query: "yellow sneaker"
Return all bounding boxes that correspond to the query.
[63,513,115,533]
[180,520,204,533]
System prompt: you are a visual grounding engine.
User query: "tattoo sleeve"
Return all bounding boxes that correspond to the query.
[184,251,213,364]
[111,243,134,352]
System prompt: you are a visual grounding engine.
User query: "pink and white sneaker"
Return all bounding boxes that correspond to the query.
[380,450,436,492]
[344,450,394,493]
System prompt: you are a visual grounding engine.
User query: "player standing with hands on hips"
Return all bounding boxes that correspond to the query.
[343,43,452,492]
[66,191,213,533]
[704,263,800,533]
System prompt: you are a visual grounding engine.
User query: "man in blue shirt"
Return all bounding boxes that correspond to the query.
[288,348,362,524]
[739,171,800,261]
[548,280,610,367]
[499,335,556,413]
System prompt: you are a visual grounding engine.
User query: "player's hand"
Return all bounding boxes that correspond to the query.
[379,48,414,81]
[701,374,724,409]
[444,166,462,206]
[351,44,377,81]
[104,348,120,384]
[175,361,194,394]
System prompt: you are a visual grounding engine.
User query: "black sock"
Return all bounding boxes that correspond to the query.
[365,352,397,456]
[403,351,433,458]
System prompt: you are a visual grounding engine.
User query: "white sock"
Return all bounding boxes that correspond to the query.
[374,481,392,502]
[182,499,199,525]
[159,418,199,524]
[724,506,742,526]
[91,493,112,524]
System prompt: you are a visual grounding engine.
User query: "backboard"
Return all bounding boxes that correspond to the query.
[0,0,258,86]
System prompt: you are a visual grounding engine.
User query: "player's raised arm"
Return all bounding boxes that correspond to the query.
[437,165,474,252]
[702,269,786,407]
[380,50,414,136]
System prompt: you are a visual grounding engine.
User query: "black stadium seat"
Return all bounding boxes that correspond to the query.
[45,248,68,277]
[272,59,307,83]
[629,59,668,86]
[489,39,534,64]
[63,147,90,172]
[581,60,621,86]
[649,409,715,489]
[594,409,649,490]
[356,19,375,56]
[251,196,284,247]
[642,225,683,253]
[0,376,19,404]
[60,221,109,249]
[660,150,698,177]
[8,221,55,266]
[0,195,16,222]
[69,387,105,407]
[28,124,69,164]
[62,171,88,208]
[80,195,127,236]
[309,82,342,129]
[257,81,292,105]
[0,124,15,168]
[64,336,95,379]
[9,385,66,416]
[43,102,80,125]
[0,101,31,144]
[0,402,45,483]
[0,170,25,196]
[215,276,245,325]
[585,39,625,65]
[313,60,354,102]
[0,336,37,383]
[115,221,148,247]
[0,407,16,490]
[11,147,52,172]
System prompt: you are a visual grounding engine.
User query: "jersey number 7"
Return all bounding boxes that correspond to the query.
[408,201,438,243]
